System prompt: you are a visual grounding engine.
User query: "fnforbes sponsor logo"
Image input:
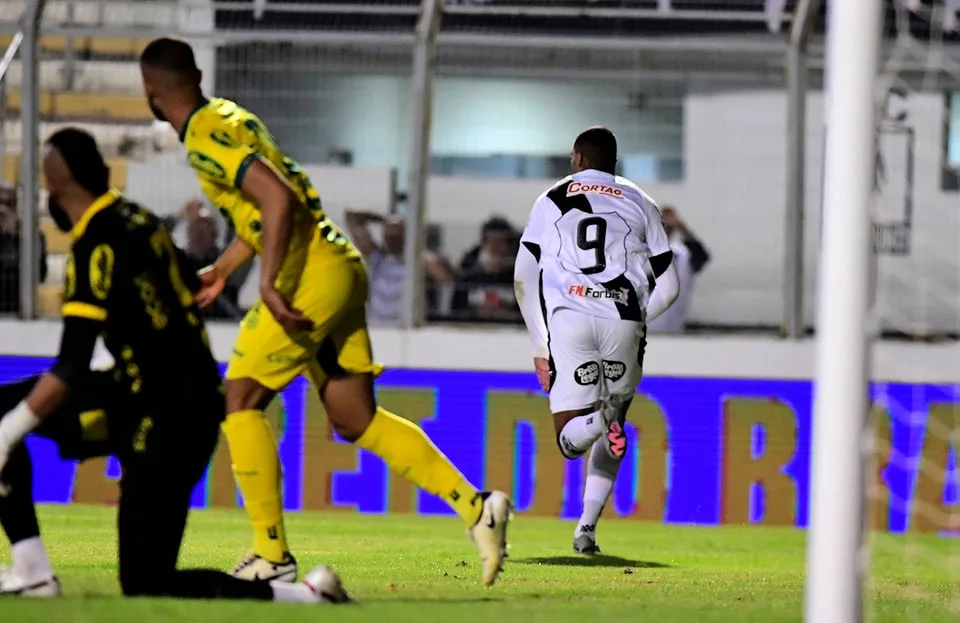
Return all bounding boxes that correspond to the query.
[568,284,628,305]
[567,181,624,199]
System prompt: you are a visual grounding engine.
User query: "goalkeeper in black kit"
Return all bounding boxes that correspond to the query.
[0,128,350,604]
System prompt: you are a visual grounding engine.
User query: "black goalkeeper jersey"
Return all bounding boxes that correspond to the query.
[62,190,222,404]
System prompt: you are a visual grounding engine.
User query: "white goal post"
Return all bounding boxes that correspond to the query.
[804,0,884,621]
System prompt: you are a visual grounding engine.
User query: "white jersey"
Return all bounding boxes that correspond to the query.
[519,170,672,323]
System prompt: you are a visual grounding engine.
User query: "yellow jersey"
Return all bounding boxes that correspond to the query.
[180,97,359,292]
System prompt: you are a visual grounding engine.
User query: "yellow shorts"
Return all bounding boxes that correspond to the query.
[225,252,383,392]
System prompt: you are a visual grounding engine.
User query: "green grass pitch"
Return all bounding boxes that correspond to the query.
[0,505,957,622]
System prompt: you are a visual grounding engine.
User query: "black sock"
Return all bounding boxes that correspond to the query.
[159,570,274,600]
[0,442,41,545]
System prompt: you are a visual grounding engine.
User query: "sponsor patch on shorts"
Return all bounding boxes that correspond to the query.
[574,361,601,386]
[602,360,626,382]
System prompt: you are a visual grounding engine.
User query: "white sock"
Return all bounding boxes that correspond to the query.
[576,439,624,535]
[558,410,605,458]
[270,580,315,603]
[11,537,54,580]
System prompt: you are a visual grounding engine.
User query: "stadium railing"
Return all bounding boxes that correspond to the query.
[4,0,951,338]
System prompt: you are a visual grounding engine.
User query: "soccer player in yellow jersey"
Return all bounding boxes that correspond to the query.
[139,38,512,586]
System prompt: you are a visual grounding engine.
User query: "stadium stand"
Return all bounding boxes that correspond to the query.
[0,1,175,317]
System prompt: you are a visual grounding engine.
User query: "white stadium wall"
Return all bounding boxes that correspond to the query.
[123,88,958,332]
[2,321,959,385]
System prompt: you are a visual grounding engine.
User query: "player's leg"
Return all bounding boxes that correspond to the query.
[0,377,51,594]
[0,372,123,597]
[574,319,646,554]
[308,307,512,586]
[115,409,351,604]
[0,372,116,596]
[221,254,371,579]
[317,368,512,586]
[548,310,620,460]
[575,401,629,555]
[0,441,58,597]
[221,302,294,579]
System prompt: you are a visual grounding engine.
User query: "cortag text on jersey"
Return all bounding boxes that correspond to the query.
[567,181,624,199]
[567,284,629,305]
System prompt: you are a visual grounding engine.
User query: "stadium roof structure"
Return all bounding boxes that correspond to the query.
[2,1,958,87]
[205,0,960,89]
[214,0,958,44]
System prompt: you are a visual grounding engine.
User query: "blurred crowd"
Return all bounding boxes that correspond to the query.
[0,184,710,332]
[346,209,521,325]
[0,184,47,315]
[345,203,711,331]
[159,199,252,320]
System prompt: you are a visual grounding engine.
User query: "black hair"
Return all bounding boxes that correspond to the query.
[481,216,514,238]
[46,128,110,196]
[139,37,199,76]
[573,126,618,174]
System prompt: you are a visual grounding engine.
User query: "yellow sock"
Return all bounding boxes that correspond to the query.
[357,407,484,525]
[221,409,291,562]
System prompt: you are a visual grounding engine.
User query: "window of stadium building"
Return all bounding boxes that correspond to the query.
[943,92,960,191]
[425,78,684,182]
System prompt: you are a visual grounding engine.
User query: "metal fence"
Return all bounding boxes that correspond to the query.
[3,0,960,337]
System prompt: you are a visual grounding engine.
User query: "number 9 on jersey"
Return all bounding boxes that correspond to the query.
[558,212,630,282]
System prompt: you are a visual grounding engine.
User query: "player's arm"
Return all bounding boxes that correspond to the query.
[0,316,101,424]
[186,145,260,283]
[644,204,679,323]
[212,236,256,279]
[514,196,550,359]
[237,159,312,329]
[193,236,255,310]
[187,135,304,323]
[0,244,108,461]
[238,159,296,291]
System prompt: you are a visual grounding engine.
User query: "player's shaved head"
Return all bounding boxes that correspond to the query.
[139,37,201,85]
[140,37,204,127]
[572,126,618,175]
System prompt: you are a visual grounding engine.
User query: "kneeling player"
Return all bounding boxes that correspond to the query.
[0,128,349,604]
[514,127,679,554]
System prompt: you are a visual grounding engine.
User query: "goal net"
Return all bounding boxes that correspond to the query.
[865,1,960,620]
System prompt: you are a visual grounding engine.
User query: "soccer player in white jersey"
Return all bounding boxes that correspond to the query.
[514,127,680,554]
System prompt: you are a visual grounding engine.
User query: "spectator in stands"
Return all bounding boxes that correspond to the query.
[647,206,710,333]
[161,198,247,320]
[458,216,517,273]
[345,209,456,323]
[0,183,47,315]
[450,217,521,324]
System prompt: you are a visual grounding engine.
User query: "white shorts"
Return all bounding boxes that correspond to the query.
[546,308,646,413]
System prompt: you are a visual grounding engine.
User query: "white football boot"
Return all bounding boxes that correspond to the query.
[0,566,61,597]
[231,552,298,582]
[468,490,514,586]
[301,565,353,604]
